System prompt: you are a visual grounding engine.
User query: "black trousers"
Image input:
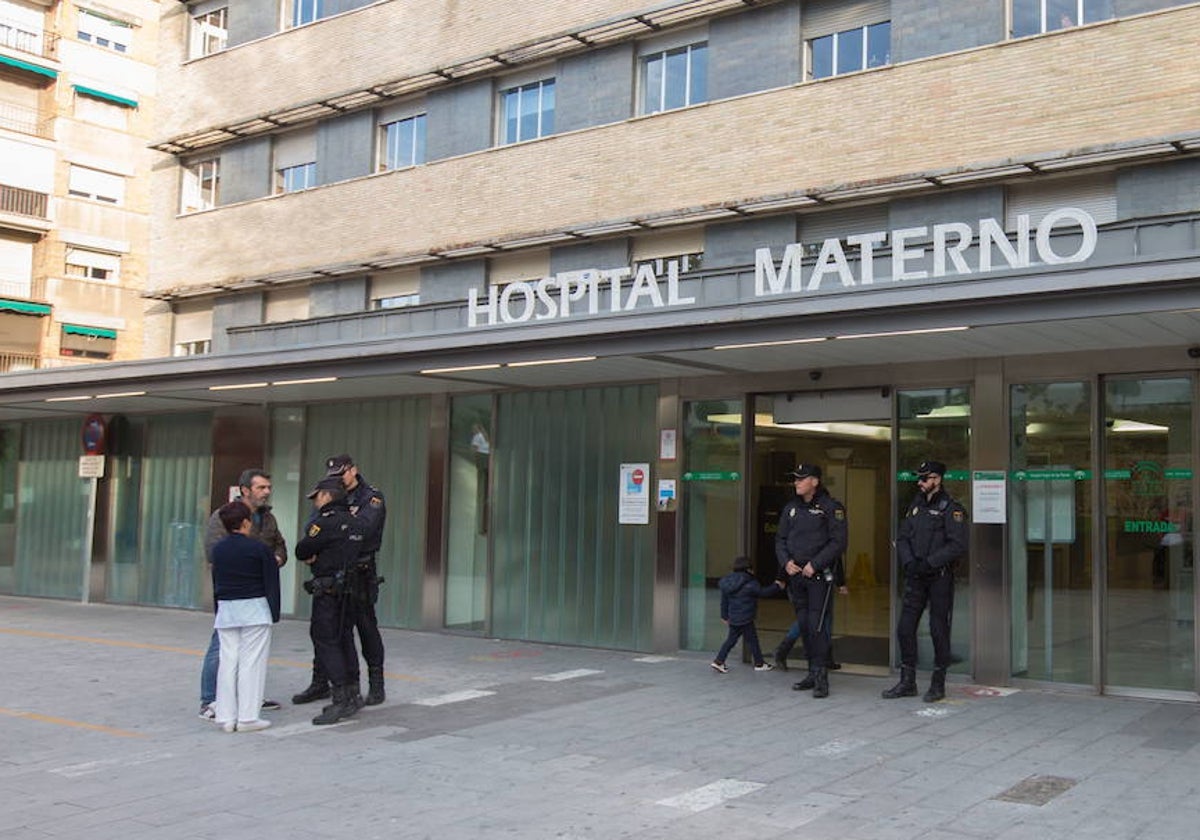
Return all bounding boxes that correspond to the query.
[788,574,832,670]
[897,569,955,670]
[310,592,358,687]
[350,562,385,675]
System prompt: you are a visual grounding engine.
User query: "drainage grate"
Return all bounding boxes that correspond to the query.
[993,775,1077,806]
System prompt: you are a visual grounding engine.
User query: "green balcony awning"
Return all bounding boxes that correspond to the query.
[63,324,117,339]
[0,54,57,79]
[73,85,137,109]
[0,298,51,316]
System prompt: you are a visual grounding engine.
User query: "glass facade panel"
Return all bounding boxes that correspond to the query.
[866,21,890,68]
[134,414,212,608]
[302,398,430,627]
[810,35,833,79]
[0,423,18,593]
[896,387,972,673]
[837,27,864,75]
[15,420,85,598]
[446,394,492,632]
[491,385,657,649]
[1009,382,1094,684]
[106,416,145,604]
[269,407,306,616]
[681,399,743,652]
[1104,377,1193,690]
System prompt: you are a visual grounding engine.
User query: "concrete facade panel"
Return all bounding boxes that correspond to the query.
[555,44,635,134]
[422,260,486,304]
[317,111,376,185]
[891,0,1002,62]
[218,136,272,205]
[1116,158,1200,220]
[310,276,368,318]
[708,1,801,99]
[426,80,494,161]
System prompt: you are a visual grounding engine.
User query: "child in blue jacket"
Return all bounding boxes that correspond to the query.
[712,556,783,673]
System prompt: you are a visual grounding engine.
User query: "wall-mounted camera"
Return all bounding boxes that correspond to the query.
[1188,346,1200,359]
[809,370,823,382]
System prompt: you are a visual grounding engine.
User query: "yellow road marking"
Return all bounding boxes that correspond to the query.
[0,627,423,680]
[0,706,145,738]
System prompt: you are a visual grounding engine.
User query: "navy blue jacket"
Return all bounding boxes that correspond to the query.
[774,487,848,575]
[719,570,781,626]
[897,488,968,576]
[295,498,363,577]
[210,532,281,622]
[346,474,386,557]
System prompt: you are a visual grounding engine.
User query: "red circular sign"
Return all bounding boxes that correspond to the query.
[632,468,645,485]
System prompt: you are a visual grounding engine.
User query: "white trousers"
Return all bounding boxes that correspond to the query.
[214,624,272,725]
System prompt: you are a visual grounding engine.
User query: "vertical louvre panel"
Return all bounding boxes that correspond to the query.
[136,414,212,607]
[304,397,429,628]
[492,384,657,650]
[802,0,890,38]
[16,420,86,598]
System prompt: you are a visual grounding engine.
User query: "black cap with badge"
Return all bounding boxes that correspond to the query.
[916,460,946,478]
[787,463,822,480]
[306,475,343,499]
[325,454,354,476]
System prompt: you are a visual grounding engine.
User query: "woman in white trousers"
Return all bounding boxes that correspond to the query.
[210,501,282,733]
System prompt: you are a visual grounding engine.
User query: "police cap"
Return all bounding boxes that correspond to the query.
[787,463,822,480]
[306,475,343,498]
[325,454,354,476]
[917,460,947,477]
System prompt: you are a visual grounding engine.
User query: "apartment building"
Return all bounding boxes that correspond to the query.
[1,0,1199,699]
[0,0,155,371]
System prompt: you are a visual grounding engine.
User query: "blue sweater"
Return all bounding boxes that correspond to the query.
[211,533,281,623]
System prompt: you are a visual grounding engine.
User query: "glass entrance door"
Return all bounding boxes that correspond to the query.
[751,391,893,672]
[1103,376,1194,691]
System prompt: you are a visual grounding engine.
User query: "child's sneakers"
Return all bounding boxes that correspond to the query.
[754,662,775,672]
[710,661,729,673]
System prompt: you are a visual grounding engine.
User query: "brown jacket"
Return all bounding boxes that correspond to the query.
[204,499,287,566]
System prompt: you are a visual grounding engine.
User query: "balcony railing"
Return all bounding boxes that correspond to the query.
[0,276,45,299]
[0,100,53,139]
[0,352,40,373]
[0,18,58,59]
[0,183,49,219]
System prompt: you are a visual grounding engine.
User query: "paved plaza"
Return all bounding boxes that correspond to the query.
[2,594,1198,840]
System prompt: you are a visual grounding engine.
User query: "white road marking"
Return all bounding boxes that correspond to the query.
[804,739,867,757]
[533,669,604,682]
[410,689,496,706]
[633,655,677,663]
[260,721,356,737]
[656,778,765,812]
[916,706,954,717]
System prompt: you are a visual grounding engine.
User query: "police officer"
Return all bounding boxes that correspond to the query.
[883,460,969,703]
[294,476,363,725]
[775,464,847,698]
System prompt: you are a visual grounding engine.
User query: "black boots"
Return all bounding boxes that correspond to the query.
[791,671,815,691]
[365,666,386,706]
[812,667,829,698]
[924,668,947,703]
[773,638,795,672]
[312,685,359,725]
[292,679,331,704]
[882,666,918,699]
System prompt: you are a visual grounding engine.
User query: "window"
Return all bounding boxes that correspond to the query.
[189,6,228,57]
[809,21,890,79]
[370,268,420,309]
[173,302,211,356]
[379,113,426,171]
[181,157,220,212]
[1011,0,1113,38]
[276,162,316,193]
[499,78,555,144]
[67,165,125,204]
[632,229,704,274]
[641,43,707,114]
[60,324,115,360]
[273,129,316,194]
[65,248,120,283]
[77,9,132,53]
[487,251,548,288]
[291,0,324,28]
[264,286,309,323]
[174,338,210,356]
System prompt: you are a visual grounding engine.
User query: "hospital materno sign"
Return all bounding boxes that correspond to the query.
[467,207,1097,328]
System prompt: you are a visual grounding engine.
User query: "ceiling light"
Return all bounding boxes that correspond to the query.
[208,382,269,391]
[45,395,92,402]
[96,391,146,399]
[507,356,597,368]
[420,363,501,374]
[272,377,338,386]
[1109,419,1169,433]
[712,337,826,351]
[835,326,970,340]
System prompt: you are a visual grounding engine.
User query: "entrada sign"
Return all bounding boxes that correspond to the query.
[467,207,1097,328]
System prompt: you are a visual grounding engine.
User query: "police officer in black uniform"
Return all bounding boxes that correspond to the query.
[775,463,848,698]
[294,476,363,725]
[883,460,969,703]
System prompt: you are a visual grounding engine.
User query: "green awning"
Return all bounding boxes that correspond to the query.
[0,299,51,316]
[73,85,137,109]
[63,324,117,339]
[0,54,57,79]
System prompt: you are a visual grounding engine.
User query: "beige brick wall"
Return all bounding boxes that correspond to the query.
[157,0,704,139]
[151,7,1200,294]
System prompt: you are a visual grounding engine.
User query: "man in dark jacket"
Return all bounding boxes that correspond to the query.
[295,476,364,725]
[882,460,969,703]
[292,454,388,707]
[198,468,286,720]
[711,556,782,673]
[775,463,847,698]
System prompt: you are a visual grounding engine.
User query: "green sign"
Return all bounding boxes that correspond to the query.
[1165,469,1193,480]
[1104,469,1131,479]
[896,470,969,481]
[682,471,740,482]
[1013,469,1091,481]
[1123,520,1181,534]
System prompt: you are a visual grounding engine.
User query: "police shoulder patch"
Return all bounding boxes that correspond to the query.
[307,523,321,537]
[789,508,796,518]
[369,496,383,508]
[834,508,845,521]
[911,507,919,516]
[952,510,964,522]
